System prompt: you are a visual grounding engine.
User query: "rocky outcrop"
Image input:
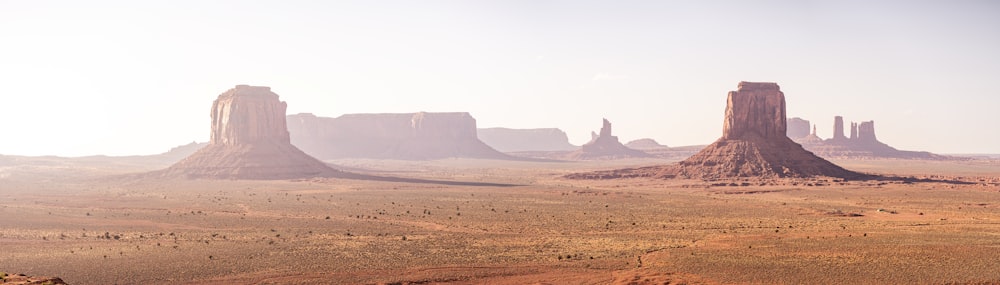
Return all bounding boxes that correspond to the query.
[786,117,810,139]
[722,82,787,140]
[209,86,290,146]
[0,273,68,285]
[794,116,951,159]
[477,128,577,152]
[159,85,337,179]
[565,119,651,160]
[568,81,863,180]
[832,116,847,141]
[857,121,876,143]
[287,112,513,160]
[625,138,668,150]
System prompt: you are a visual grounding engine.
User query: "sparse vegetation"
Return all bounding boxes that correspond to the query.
[0,159,998,284]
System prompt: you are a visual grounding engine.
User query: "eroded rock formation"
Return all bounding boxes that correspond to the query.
[722,82,787,140]
[569,81,863,180]
[565,118,651,160]
[794,116,950,159]
[477,128,577,152]
[159,85,337,179]
[786,117,811,139]
[832,116,847,141]
[287,112,513,160]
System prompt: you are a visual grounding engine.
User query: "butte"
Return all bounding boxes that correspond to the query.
[157,85,339,179]
[569,81,866,180]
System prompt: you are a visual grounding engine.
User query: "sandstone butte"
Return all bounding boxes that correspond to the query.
[157,85,339,179]
[565,118,651,160]
[568,81,866,180]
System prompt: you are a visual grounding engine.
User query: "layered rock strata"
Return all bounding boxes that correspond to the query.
[160,85,337,179]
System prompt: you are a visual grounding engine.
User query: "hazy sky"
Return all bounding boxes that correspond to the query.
[2,0,998,156]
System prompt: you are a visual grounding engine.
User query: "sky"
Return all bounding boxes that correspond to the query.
[1,0,998,156]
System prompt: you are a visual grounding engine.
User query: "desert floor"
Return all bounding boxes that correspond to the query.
[1,158,999,284]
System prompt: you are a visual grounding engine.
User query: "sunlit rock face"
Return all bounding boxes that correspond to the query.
[209,85,291,146]
[669,81,860,179]
[162,85,336,179]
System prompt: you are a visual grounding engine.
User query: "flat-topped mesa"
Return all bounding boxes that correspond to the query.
[722,81,787,140]
[210,85,290,146]
[411,112,478,139]
[476,127,577,152]
[286,112,513,160]
[787,117,811,139]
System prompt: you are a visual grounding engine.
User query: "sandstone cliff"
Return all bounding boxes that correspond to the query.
[565,119,651,160]
[477,128,577,152]
[287,112,513,160]
[159,85,337,179]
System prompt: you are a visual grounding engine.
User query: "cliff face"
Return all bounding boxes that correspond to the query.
[566,118,650,160]
[160,85,336,179]
[477,128,577,152]
[210,85,290,146]
[786,117,811,139]
[723,82,786,140]
[287,112,512,160]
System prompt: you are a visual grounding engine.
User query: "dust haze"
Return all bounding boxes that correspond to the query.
[2,82,999,285]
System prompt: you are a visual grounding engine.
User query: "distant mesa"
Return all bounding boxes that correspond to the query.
[791,116,954,160]
[477,127,577,152]
[569,81,864,180]
[287,112,515,160]
[786,117,811,139]
[156,85,339,179]
[625,138,668,150]
[565,118,651,160]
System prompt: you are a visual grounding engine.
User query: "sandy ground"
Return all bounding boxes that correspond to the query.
[1,158,999,284]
